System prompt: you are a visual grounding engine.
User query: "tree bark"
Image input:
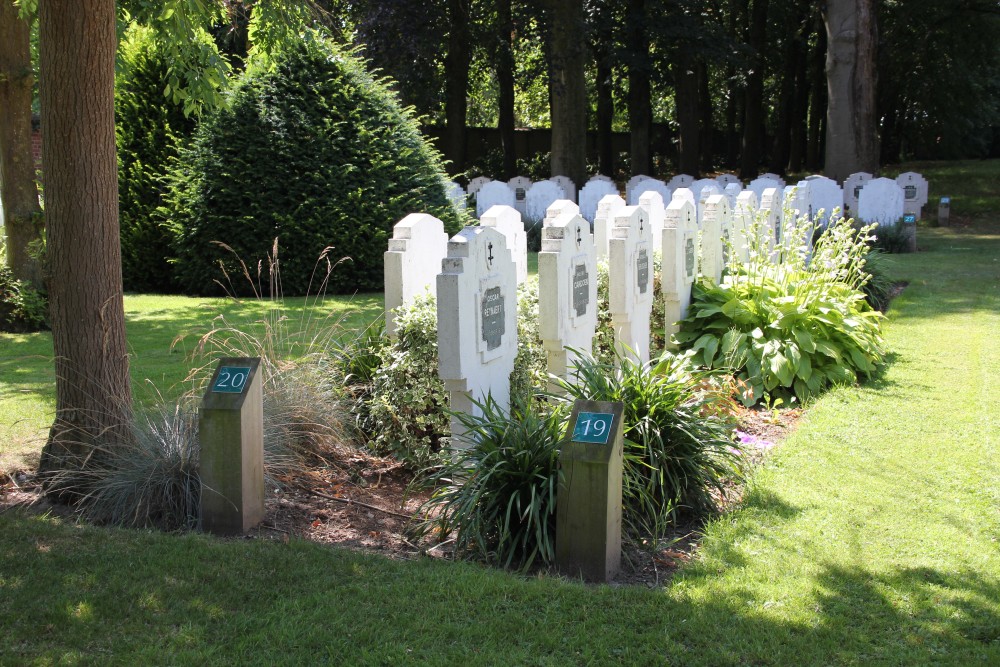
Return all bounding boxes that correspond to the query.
[444,0,471,177]
[595,49,614,176]
[674,53,700,176]
[740,0,768,178]
[627,0,651,176]
[0,0,44,288]
[546,0,587,186]
[496,0,517,179]
[806,10,827,170]
[788,19,812,173]
[697,61,713,173]
[823,0,879,181]
[38,0,133,478]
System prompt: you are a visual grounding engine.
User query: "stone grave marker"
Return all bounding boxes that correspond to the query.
[480,204,528,285]
[805,176,843,228]
[759,187,781,248]
[663,196,698,344]
[437,226,518,446]
[701,194,730,282]
[588,174,615,183]
[843,171,873,216]
[525,180,566,223]
[696,181,722,221]
[475,180,515,218]
[666,174,695,191]
[759,172,786,188]
[733,190,759,264]
[628,177,670,206]
[384,213,449,336]
[748,176,784,204]
[593,193,627,260]
[857,177,905,227]
[544,199,581,226]
[638,190,666,252]
[445,181,467,211]
[625,174,651,204]
[608,206,654,363]
[538,209,598,382]
[578,178,620,224]
[507,175,532,215]
[671,188,697,226]
[724,182,742,208]
[550,175,577,203]
[716,173,741,188]
[467,176,491,195]
[896,172,928,218]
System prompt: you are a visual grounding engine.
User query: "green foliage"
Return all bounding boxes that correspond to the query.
[165,37,466,296]
[0,266,48,333]
[592,257,665,364]
[557,351,742,536]
[416,395,566,571]
[510,276,547,404]
[116,24,197,292]
[867,220,913,254]
[860,249,895,312]
[677,215,887,406]
[366,293,450,468]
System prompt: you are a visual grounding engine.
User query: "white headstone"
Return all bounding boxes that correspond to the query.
[759,187,781,248]
[593,193,627,260]
[525,180,566,223]
[700,194,730,282]
[696,181,723,221]
[843,171,874,216]
[544,199,580,226]
[663,197,699,344]
[896,172,929,217]
[550,175,577,203]
[724,182,742,208]
[759,173,786,189]
[437,226,518,447]
[578,179,620,224]
[628,178,671,206]
[480,205,528,285]
[857,177,905,227]
[588,174,615,184]
[638,190,666,253]
[507,176,532,215]
[445,181,467,211]
[667,174,695,191]
[748,176,783,204]
[806,176,844,227]
[467,176,491,195]
[475,180,515,218]
[538,210,598,382]
[733,191,759,265]
[384,214,449,337]
[625,174,651,204]
[671,188,698,227]
[716,173,741,188]
[608,206,654,363]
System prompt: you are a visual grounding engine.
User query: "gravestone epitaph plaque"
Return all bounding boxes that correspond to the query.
[572,263,589,317]
[481,286,505,351]
[636,248,649,295]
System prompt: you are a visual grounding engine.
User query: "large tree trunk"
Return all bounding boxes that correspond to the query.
[674,54,700,176]
[595,50,614,176]
[444,0,471,177]
[806,11,827,171]
[0,0,44,288]
[626,0,651,176]
[740,0,768,178]
[38,0,133,479]
[823,0,879,181]
[547,0,587,186]
[496,0,517,179]
[787,19,812,173]
[697,62,713,173]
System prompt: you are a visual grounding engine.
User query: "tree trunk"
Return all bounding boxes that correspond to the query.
[627,0,651,176]
[823,0,879,181]
[806,11,827,170]
[697,62,714,173]
[595,50,614,176]
[38,0,133,479]
[496,0,517,179]
[788,20,812,173]
[547,0,587,186]
[444,0,470,177]
[675,54,700,176]
[0,0,44,288]
[740,0,769,178]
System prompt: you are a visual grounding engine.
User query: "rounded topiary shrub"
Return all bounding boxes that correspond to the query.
[164,37,465,295]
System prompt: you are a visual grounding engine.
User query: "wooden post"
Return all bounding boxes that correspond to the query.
[938,197,950,227]
[556,400,624,582]
[199,357,264,535]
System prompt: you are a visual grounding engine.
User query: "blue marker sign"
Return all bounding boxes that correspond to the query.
[572,412,616,444]
[212,366,251,393]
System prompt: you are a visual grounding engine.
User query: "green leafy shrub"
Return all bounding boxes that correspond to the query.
[165,36,466,296]
[867,220,913,254]
[556,351,742,537]
[0,266,48,333]
[116,25,198,293]
[860,249,895,311]
[416,395,566,570]
[677,215,887,405]
[510,276,548,403]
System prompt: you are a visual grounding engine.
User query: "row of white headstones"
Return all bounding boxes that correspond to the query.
[449,171,930,228]
[387,178,862,446]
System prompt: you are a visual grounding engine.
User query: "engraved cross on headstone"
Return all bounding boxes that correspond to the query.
[487,242,494,269]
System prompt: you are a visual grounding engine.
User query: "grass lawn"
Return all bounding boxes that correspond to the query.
[2,161,998,664]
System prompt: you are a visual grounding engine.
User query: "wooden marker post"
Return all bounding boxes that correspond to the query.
[902,213,917,253]
[938,197,950,227]
[556,400,624,582]
[200,357,264,535]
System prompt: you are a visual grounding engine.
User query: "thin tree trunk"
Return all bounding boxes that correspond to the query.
[444,0,471,177]
[806,10,827,170]
[497,0,517,179]
[740,0,769,178]
[627,0,651,176]
[38,0,133,478]
[0,0,44,288]
[547,0,587,186]
[823,0,879,181]
[788,20,812,173]
[675,54,700,176]
[698,62,713,173]
[595,50,614,176]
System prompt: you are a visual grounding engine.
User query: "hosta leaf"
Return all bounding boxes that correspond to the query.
[792,327,816,353]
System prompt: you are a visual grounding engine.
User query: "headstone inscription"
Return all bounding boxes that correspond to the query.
[525,180,566,223]
[593,193,627,260]
[384,214,449,336]
[538,209,598,383]
[480,205,528,285]
[895,172,928,218]
[437,227,518,447]
[662,196,699,344]
[857,177,905,227]
[608,206,654,363]
[578,179,620,224]
[475,180,515,218]
[507,176,532,215]
[843,171,874,215]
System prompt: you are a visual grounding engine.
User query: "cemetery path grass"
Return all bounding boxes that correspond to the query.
[2,223,998,665]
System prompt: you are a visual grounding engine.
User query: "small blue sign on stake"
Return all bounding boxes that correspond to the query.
[903,213,916,224]
[572,412,616,445]
[212,366,252,393]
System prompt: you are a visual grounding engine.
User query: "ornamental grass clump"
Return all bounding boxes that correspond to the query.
[555,350,743,538]
[676,208,887,405]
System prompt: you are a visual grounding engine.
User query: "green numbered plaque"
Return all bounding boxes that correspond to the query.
[571,412,616,444]
[212,366,252,393]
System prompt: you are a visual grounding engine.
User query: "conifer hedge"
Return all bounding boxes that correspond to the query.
[165,37,464,295]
